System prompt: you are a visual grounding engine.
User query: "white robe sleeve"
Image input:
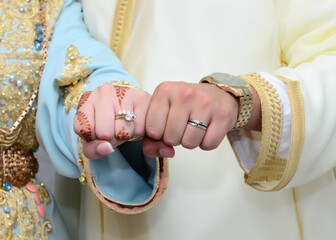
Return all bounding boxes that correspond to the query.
[228,0,336,191]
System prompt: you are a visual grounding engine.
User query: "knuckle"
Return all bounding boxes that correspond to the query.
[217,107,231,120]
[156,82,172,95]
[134,126,145,137]
[179,86,195,102]
[199,94,212,108]
[95,130,113,141]
[163,137,179,147]
[97,84,113,96]
[181,139,197,149]
[200,140,220,151]
[146,127,162,140]
[137,91,151,103]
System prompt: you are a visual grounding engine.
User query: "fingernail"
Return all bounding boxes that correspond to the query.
[96,142,114,156]
[159,149,167,157]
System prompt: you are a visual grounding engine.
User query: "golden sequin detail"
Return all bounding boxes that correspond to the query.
[0,0,63,149]
[0,179,52,239]
[57,45,93,113]
[0,0,64,238]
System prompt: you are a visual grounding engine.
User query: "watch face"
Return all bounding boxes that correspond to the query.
[212,72,247,88]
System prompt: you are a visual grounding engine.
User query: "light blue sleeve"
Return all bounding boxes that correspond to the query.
[36,0,168,212]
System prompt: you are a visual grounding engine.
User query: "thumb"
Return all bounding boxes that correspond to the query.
[82,140,114,159]
[142,136,175,158]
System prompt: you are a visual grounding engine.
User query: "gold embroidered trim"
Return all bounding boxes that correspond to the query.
[0,0,63,52]
[275,75,305,190]
[57,45,93,113]
[96,80,140,91]
[109,0,137,60]
[56,45,92,87]
[99,201,105,240]
[238,73,285,191]
[0,52,42,59]
[0,179,52,239]
[292,188,304,240]
[77,137,168,214]
[0,0,63,148]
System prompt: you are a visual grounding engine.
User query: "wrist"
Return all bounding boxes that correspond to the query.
[200,72,254,131]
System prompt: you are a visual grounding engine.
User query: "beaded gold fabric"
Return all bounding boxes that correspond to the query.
[0,0,63,238]
[57,45,93,113]
[0,179,52,239]
[0,0,62,149]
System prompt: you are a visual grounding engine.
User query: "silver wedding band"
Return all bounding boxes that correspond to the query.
[187,119,208,130]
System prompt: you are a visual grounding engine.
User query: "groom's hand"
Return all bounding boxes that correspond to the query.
[142,81,239,157]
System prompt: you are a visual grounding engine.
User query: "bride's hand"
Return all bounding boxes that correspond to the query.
[74,83,151,159]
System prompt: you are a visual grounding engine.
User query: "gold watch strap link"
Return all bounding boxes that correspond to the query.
[232,87,253,130]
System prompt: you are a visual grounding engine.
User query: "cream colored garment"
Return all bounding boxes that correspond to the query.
[78,0,336,239]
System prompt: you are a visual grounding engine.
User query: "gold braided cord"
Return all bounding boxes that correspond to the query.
[99,201,105,240]
[109,0,137,60]
[275,76,305,190]
[292,188,304,240]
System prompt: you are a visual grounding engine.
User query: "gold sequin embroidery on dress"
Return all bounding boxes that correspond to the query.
[0,0,63,238]
[0,0,62,142]
[57,45,93,113]
[0,179,52,239]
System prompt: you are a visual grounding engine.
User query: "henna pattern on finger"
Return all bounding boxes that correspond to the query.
[77,91,92,110]
[115,86,128,106]
[116,126,130,140]
[76,111,92,142]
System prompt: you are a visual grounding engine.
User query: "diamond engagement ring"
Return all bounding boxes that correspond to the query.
[187,119,208,130]
[115,110,136,122]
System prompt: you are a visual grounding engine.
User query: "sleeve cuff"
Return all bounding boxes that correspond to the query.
[228,72,304,191]
[77,138,169,214]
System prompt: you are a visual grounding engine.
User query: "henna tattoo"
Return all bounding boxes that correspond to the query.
[76,111,92,142]
[115,86,128,106]
[77,91,92,110]
[116,126,130,140]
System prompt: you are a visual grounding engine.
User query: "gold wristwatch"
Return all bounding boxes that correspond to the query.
[200,72,253,130]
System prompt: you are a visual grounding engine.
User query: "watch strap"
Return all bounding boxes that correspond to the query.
[232,87,253,130]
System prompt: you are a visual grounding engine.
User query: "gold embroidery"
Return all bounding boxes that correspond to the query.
[0,59,41,148]
[62,79,88,113]
[99,201,105,240]
[96,80,140,91]
[237,73,285,190]
[0,1,64,238]
[109,0,137,59]
[56,45,92,86]
[230,73,304,191]
[66,80,139,114]
[0,0,63,149]
[0,179,52,239]
[292,188,304,240]
[0,0,62,52]
[57,45,93,113]
[275,75,304,190]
